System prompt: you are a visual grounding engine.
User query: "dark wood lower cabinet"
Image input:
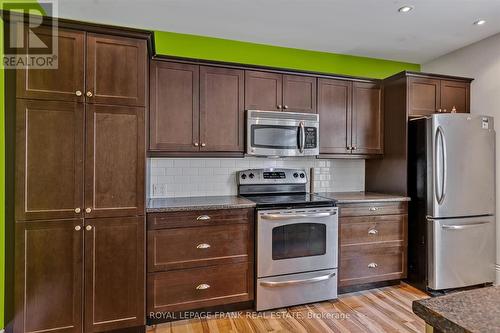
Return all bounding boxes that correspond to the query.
[14,220,83,333]
[84,216,145,333]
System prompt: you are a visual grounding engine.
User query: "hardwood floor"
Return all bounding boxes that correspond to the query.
[147,283,429,333]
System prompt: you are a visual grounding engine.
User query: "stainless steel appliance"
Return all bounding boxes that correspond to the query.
[238,168,338,311]
[246,110,319,157]
[408,114,496,291]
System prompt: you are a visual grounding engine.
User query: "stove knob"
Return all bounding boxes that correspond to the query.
[300,173,305,178]
[249,173,255,179]
[293,172,299,178]
[241,174,247,180]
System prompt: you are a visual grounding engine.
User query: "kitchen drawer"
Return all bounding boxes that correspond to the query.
[147,208,253,229]
[339,202,407,217]
[148,224,252,271]
[147,263,253,312]
[340,215,406,246]
[339,243,406,287]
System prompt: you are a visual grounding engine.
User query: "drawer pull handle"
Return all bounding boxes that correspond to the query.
[196,215,211,221]
[369,207,379,211]
[368,263,378,268]
[368,229,378,235]
[196,284,210,290]
[196,243,211,249]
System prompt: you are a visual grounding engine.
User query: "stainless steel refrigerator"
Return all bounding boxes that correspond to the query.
[408,114,496,291]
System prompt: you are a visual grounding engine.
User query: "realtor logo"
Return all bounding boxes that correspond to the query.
[2,0,58,68]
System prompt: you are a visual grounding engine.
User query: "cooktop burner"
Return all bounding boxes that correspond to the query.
[240,193,335,209]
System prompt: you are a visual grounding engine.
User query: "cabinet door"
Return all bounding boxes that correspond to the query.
[317,78,352,154]
[17,27,85,102]
[86,33,147,106]
[14,220,83,333]
[409,77,441,116]
[15,100,84,221]
[352,82,383,155]
[149,61,200,151]
[283,74,317,113]
[85,105,145,218]
[84,217,145,332]
[245,70,282,111]
[440,80,470,113]
[200,66,244,152]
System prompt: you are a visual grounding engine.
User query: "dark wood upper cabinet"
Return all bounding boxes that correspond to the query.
[86,33,147,106]
[85,104,145,218]
[15,220,83,333]
[17,27,85,102]
[200,66,244,152]
[318,78,352,154]
[84,216,145,332]
[15,100,84,221]
[352,82,383,155]
[245,70,283,111]
[149,61,200,152]
[283,74,317,113]
[440,80,470,113]
[408,77,441,116]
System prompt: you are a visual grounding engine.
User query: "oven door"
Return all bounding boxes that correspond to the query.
[257,207,338,278]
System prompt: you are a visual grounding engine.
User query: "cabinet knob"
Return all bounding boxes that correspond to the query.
[75,225,81,231]
[74,208,81,213]
[451,106,457,113]
[437,109,442,113]
[194,142,199,147]
[368,262,378,268]
[443,109,447,113]
[75,90,82,97]
[196,215,211,221]
[368,229,378,235]
[85,208,92,213]
[201,143,206,147]
[196,243,211,249]
[283,105,289,109]
[369,207,379,211]
[86,91,93,97]
[352,146,357,150]
[277,104,282,109]
[85,225,92,231]
[196,284,210,290]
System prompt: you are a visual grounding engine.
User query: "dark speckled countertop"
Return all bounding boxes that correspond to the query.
[413,286,500,333]
[147,196,256,212]
[317,191,410,203]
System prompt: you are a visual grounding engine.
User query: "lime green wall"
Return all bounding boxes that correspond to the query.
[155,31,420,79]
[0,15,5,331]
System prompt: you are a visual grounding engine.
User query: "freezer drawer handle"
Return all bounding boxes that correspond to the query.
[261,211,336,220]
[259,272,336,288]
[442,222,489,230]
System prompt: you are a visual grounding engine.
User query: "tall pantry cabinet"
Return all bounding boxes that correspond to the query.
[10,21,150,333]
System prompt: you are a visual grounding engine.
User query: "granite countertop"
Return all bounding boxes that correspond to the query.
[147,196,256,212]
[413,286,500,333]
[316,191,410,203]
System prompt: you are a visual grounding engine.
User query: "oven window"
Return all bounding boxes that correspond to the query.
[251,125,298,149]
[272,223,326,260]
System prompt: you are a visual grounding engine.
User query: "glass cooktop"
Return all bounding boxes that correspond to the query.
[240,193,336,209]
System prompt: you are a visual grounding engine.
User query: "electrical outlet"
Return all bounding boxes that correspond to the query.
[152,184,167,197]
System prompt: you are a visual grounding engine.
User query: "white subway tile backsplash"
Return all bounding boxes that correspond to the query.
[148,157,365,198]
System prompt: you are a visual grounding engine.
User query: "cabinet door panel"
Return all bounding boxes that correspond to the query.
[245,70,282,111]
[84,217,145,332]
[409,77,441,116]
[15,100,84,221]
[318,78,352,154]
[352,82,383,155]
[149,61,200,151]
[86,34,146,106]
[85,105,145,218]
[14,220,83,333]
[200,66,244,152]
[283,75,317,113]
[440,80,470,113]
[17,27,85,102]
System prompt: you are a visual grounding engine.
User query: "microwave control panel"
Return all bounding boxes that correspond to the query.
[304,127,317,148]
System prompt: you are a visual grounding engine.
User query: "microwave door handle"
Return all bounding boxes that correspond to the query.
[299,121,305,153]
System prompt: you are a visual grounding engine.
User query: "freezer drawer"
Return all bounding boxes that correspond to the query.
[256,269,337,311]
[428,215,496,290]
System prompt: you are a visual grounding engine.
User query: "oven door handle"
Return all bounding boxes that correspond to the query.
[260,211,336,220]
[260,272,336,288]
[298,121,305,153]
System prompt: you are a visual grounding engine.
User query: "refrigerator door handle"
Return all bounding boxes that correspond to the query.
[435,126,447,204]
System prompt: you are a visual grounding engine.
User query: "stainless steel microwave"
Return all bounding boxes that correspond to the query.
[246,110,319,157]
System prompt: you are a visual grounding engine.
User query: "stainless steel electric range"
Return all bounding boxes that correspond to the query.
[237,168,339,311]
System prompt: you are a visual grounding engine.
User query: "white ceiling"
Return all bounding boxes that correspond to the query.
[55,0,500,63]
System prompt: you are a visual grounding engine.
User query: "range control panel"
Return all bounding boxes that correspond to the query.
[237,168,308,185]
